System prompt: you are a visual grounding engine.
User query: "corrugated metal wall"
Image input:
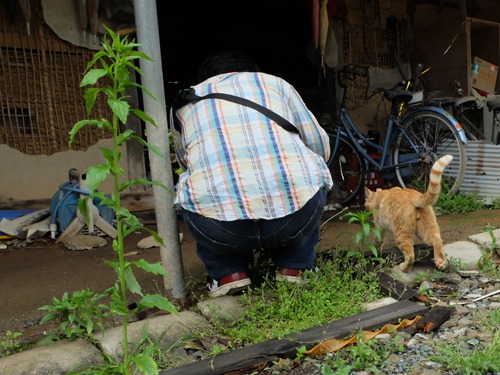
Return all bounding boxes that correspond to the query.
[460,140,500,204]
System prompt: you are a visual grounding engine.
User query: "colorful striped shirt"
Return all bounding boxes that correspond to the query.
[172,72,333,221]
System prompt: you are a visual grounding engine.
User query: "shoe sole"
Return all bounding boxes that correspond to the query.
[275,273,309,285]
[208,278,251,298]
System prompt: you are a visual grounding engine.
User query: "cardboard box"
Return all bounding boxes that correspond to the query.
[471,57,498,94]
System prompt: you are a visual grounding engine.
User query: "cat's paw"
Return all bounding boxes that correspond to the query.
[435,258,448,270]
[399,262,411,273]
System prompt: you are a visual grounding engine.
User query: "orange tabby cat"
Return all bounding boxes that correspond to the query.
[364,155,453,272]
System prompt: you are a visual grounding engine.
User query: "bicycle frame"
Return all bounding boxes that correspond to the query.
[330,108,412,174]
[330,104,468,175]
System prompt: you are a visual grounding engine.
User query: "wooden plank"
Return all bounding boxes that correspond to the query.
[416,306,453,333]
[160,300,428,375]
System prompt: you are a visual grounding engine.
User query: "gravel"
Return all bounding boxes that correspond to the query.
[265,270,500,375]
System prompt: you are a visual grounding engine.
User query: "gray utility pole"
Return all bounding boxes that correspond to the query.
[134,0,185,301]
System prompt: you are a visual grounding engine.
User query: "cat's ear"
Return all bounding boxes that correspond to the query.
[364,187,373,198]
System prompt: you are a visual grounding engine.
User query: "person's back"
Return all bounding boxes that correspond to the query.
[171,50,333,298]
[174,70,332,221]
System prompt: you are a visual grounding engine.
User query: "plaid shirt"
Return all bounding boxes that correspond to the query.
[172,72,332,221]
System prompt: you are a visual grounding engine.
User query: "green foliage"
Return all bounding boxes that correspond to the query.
[37,26,178,375]
[431,307,500,374]
[475,224,500,278]
[490,197,500,209]
[215,255,382,345]
[432,330,500,374]
[39,289,110,341]
[414,269,446,284]
[317,334,407,374]
[0,331,24,357]
[435,191,487,214]
[341,210,383,263]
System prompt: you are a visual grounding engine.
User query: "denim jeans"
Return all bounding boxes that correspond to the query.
[181,188,327,280]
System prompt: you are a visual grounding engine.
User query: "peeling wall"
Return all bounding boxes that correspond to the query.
[0,139,128,208]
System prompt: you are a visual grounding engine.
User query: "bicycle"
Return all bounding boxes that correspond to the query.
[324,64,468,207]
[424,79,500,144]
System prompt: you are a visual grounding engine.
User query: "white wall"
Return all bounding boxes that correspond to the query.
[0,139,128,208]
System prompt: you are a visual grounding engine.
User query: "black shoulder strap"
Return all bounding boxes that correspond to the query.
[172,88,301,139]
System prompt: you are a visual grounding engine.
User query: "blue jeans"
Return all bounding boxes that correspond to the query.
[181,188,327,280]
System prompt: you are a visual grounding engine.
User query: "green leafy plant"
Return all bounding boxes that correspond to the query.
[476,224,500,277]
[414,269,446,284]
[435,191,487,214]
[315,333,406,374]
[342,211,382,261]
[490,197,500,209]
[41,26,177,374]
[0,331,24,357]
[448,256,465,271]
[39,289,110,341]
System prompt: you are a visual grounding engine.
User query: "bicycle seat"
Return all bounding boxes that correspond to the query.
[455,96,477,109]
[383,89,413,104]
[486,99,500,112]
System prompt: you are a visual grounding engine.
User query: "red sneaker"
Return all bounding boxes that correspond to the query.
[207,271,251,298]
[276,268,306,284]
[276,267,318,284]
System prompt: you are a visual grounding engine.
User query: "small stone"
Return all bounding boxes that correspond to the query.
[407,338,419,348]
[457,270,479,277]
[423,361,441,369]
[414,333,430,340]
[453,327,467,336]
[457,317,472,327]
[467,338,480,347]
[374,333,392,341]
[444,273,462,284]
[489,302,500,309]
[420,280,433,291]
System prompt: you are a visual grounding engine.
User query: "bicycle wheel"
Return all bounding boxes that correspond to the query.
[327,134,366,206]
[393,109,466,194]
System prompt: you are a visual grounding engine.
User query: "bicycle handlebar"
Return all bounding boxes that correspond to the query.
[337,64,368,88]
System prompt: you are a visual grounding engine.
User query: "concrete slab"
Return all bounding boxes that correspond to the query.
[443,241,484,270]
[96,311,211,361]
[60,234,108,251]
[0,338,102,375]
[468,228,500,249]
[388,264,441,287]
[197,295,248,322]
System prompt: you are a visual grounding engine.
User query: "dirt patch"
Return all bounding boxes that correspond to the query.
[1,209,500,342]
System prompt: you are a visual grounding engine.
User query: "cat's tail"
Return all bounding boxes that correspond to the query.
[416,154,453,208]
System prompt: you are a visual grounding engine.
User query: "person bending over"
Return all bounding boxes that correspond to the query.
[170,50,332,298]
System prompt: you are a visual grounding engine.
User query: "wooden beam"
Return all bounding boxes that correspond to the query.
[160,300,428,375]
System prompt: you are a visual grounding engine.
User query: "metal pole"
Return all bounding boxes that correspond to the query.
[134,0,185,300]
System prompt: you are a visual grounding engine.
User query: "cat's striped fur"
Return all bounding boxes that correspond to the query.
[364,155,453,272]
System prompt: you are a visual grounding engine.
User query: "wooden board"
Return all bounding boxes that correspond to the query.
[160,299,428,375]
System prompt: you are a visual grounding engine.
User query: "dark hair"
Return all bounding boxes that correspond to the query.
[197,50,260,83]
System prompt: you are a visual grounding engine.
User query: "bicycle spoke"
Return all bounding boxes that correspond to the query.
[394,110,466,194]
[327,136,365,207]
